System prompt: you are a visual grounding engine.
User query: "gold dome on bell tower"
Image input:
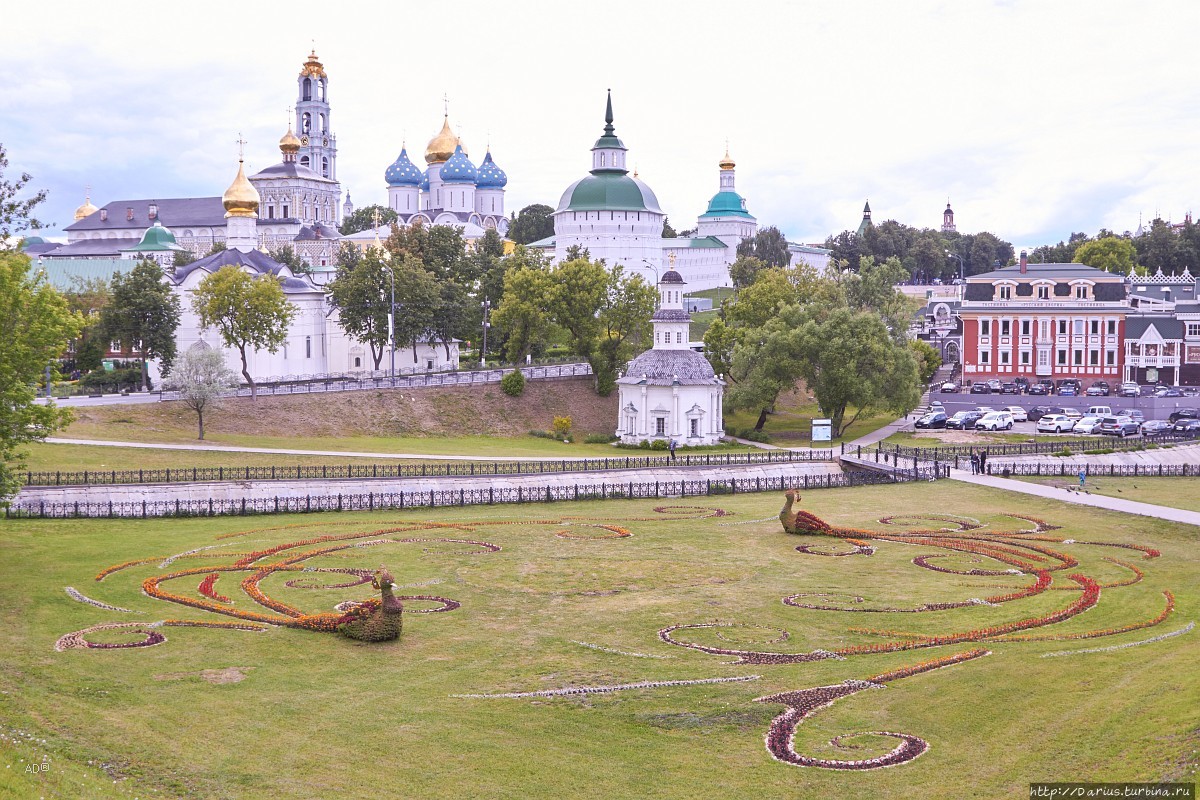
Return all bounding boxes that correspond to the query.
[719,145,735,171]
[425,115,466,165]
[222,156,260,219]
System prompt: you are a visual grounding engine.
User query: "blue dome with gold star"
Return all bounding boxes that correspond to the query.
[385,148,422,187]
[476,150,507,189]
[440,144,477,184]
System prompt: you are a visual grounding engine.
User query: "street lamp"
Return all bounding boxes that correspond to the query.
[945,251,964,283]
[380,263,396,380]
[480,296,491,368]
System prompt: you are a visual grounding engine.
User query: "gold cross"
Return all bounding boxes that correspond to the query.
[236,133,246,160]
[443,93,449,116]
[372,207,381,231]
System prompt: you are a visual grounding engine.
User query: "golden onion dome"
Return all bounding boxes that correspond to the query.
[280,124,301,154]
[74,195,99,221]
[425,116,466,164]
[299,50,326,79]
[719,147,735,171]
[222,160,260,218]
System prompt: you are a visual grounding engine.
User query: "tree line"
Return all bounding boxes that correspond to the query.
[824,220,1015,283]
[1028,219,1200,275]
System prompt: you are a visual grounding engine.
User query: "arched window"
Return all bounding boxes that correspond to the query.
[319,80,326,101]
[302,112,311,133]
[354,357,361,368]
[320,113,327,133]
[303,78,312,101]
[300,156,310,168]
[322,157,329,177]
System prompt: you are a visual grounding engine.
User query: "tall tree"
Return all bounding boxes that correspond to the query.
[339,204,398,236]
[99,258,181,390]
[165,346,238,440]
[327,248,394,369]
[391,256,439,365]
[507,204,556,244]
[491,263,553,363]
[269,244,310,275]
[0,251,82,504]
[662,217,677,238]
[728,255,768,289]
[594,267,656,395]
[736,225,790,267]
[0,145,47,243]
[1135,219,1183,274]
[191,265,295,400]
[1074,236,1138,273]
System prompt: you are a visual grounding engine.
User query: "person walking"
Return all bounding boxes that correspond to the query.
[979,450,988,475]
[669,439,677,461]
[970,451,979,475]
[1079,468,1087,489]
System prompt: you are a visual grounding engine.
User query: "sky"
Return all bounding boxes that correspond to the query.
[4,0,1200,252]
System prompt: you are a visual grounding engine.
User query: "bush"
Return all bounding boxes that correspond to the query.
[638,439,651,450]
[594,371,616,397]
[80,367,149,391]
[650,439,669,451]
[500,370,525,397]
[741,429,772,443]
[584,433,617,444]
[552,416,572,439]
[528,429,556,440]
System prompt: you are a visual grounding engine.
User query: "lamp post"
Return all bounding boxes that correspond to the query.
[480,296,491,368]
[945,251,964,283]
[380,263,396,380]
[640,258,660,303]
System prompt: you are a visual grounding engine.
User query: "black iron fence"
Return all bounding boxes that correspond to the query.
[6,468,944,519]
[986,462,1200,478]
[23,449,836,487]
[864,434,1192,464]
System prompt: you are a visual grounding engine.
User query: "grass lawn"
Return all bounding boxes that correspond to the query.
[1015,475,1200,513]
[3,482,1197,799]
[724,391,896,447]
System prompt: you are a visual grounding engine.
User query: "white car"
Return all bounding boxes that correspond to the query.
[1037,414,1075,433]
[975,411,1015,431]
[1001,406,1028,422]
[1061,407,1083,421]
[1072,415,1104,434]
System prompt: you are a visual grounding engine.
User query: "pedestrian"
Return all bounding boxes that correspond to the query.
[979,450,988,474]
[1079,469,1086,488]
[669,439,677,461]
[970,451,979,475]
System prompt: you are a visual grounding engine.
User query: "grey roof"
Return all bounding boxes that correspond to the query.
[296,223,341,241]
[969,262,1121,282]
[38,238,141,257]
[1173,302,1200,315]
[172,248,316,293]
[1125,316,1184,339]
[65,198,227,231]
[618,348,718,385]
[652,308,691,322]
[250,162,334,182]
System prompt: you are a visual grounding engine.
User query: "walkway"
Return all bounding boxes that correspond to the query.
[946,467,1200,527]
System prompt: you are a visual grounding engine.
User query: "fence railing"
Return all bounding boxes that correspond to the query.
[22,449,836,487]
[863,433,1193,464]
[6,469,944,519]
[986,462,1200,478]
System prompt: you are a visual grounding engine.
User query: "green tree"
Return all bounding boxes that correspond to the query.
[391,256,440,365]
[544,257,607,366]
[1074,236,1138,273]
[905,230,947,283]
[0,145,48,242]
[206,240,227,256]
[508,204,555,244]
[701,317,737,380]
[909,338,942,385]
[164,345,238,440]
[269,244,310,275]
[491,263,553,362]
[1135,219,1183,274]
[63,275,109,373]
[327,248,394,369]
[736,225,790,267]
[172,249,196,268]
[594,267,656,395]
[0,251,82,504]
[662,217,677,238]
[728,255,768,289]
[191,265,295,399]
[339,204,398,236]
[99,258,182,389]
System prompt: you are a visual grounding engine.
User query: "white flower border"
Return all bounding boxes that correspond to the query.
[452,674,759,699]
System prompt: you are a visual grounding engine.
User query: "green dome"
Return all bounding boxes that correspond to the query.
[557,173,662,213]
[129,221,180,251]
[699,190,753,219]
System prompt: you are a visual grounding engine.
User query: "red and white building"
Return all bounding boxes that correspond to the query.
[959,253,1127,384]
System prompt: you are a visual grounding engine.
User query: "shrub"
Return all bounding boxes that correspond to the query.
[80,368,149,391]
[528,429,556,440]
[500,370,525,397]
[584,433,617,444]
[638,440,651,450]
[552,416,573,439]
[741,429,772,443]
[595,371,616,397]
[650,439,669,451]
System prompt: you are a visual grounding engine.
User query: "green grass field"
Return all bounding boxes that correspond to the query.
[2,482,1197,799]
[1016,476,1200,513]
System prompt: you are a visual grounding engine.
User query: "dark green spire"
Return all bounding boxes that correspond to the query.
[604,89,615,136]
[591,88,626,154]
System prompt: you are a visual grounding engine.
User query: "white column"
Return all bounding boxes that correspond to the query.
[672,386,680,437]
[639,385,648,437]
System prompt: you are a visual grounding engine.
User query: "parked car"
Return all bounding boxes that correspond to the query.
[987,379,1003,392]
[1072,416,1104,435]
[1026,383,1049,396]
[946,410,985,430]
[1000,382,1020,394]
[940,382,959,393]
[1027,406,1053,422]
[915,412,948,429]
[970,382,991,394]
[1086,405,1113,418]
[1172,419,1200,437]
[1060,408,1084,421]
[1155,386,1183,398]
[1118,382,1140,397]
[1037,414,1075,433]
[1141,420,1172,436]
[1168,409,1199,423]
[1099,416,1141,437]
[929,400,945,412]
[975,411,1015,431]
[1085,381,1110,397]
[1058,385,1078,396]
[973,406,995,413]
[1002,406,1028,422]
[1120,409,1145,424]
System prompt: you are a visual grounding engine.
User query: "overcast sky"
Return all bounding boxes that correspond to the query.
[5,0,1199,251]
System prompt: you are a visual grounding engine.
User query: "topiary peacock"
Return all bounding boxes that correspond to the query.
[779,489,833,535]
[337,566,403,642]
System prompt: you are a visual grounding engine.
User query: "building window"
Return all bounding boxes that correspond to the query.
[1073,320,1085,336]
[1074,349,1084,365]
[980,320,991,336]
[655,417,666,436]
[1187,323,1200,338]
[1058,320,1068,335]
[980,351,990,365]
[1037,285,1050,299]
[1021,320,1031,336]
[1000,351,1010,365]
[1106,350,1116,366]
[1090,320,1100,335]
[690,418,699,437]
[306,336,312,359]
[1057,349,1067,365]
[354,357,361,368]
[1020,350,1031,365]
[675,331,682,344]
[1001,320,1010,337]
[998,285,1012,300]
[1089,350,1099,366]
[1107,320,1118,336]
[1075,285,1087,299]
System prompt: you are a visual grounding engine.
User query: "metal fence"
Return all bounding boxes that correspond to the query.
[6,468,944,519]
[865,434,1192,463]
[23,449,836,487]
[155,363,593,401]
[986,462,1200,478]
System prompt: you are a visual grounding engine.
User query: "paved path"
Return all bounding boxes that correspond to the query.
[947,467,1200,527]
